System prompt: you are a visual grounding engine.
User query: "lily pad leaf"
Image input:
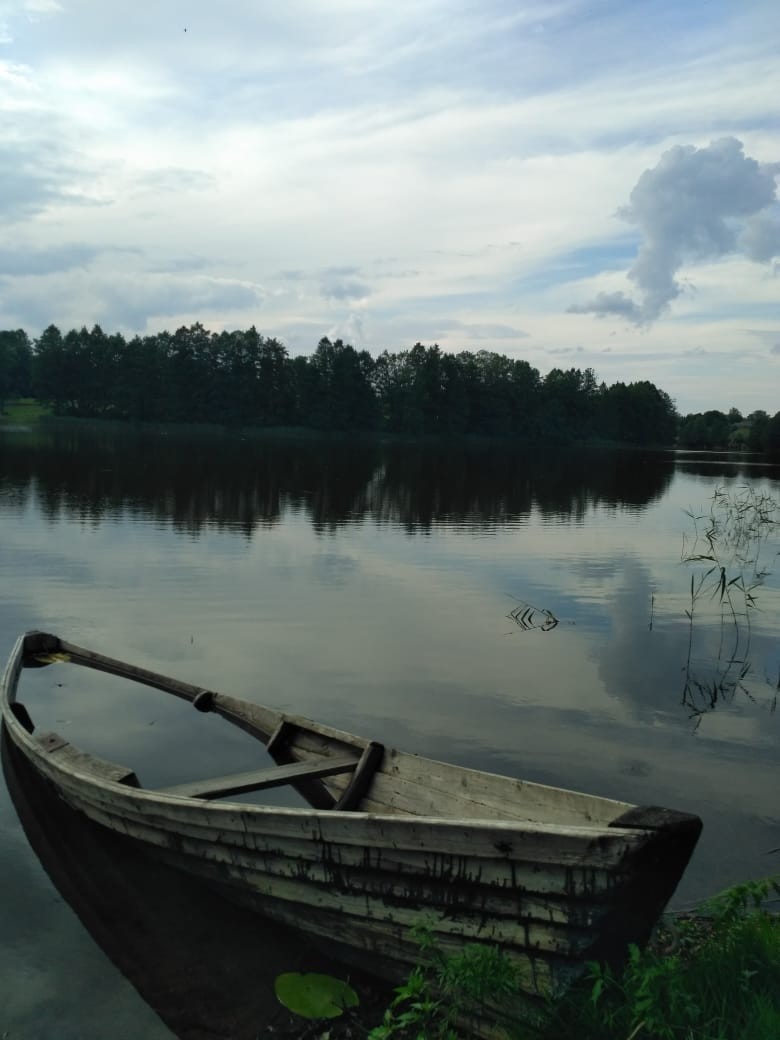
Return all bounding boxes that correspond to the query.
[274,972,359,1019]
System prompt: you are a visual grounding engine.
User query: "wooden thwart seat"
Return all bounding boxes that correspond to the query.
[161,740,385,807]
[161,756,360,801]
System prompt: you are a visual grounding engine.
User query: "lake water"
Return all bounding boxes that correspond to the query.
[1,422,779,1038]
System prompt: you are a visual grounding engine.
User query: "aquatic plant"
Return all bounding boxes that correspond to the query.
[368,919,522,1039]
[274,971,359,1021]
[679,485,779,721]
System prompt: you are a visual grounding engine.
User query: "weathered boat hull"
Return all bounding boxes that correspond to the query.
[2,631,702,1006]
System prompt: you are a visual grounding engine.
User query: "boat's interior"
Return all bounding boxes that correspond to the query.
[6,631,634,828]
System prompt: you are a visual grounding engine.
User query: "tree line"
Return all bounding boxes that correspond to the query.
[678,407,780,453]
[0,321,761,448]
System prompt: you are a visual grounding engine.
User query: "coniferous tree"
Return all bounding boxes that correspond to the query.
[0,321,694,447]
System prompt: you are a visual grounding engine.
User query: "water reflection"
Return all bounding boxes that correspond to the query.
[0,423,676,535]
[573,551,779,729]
[1,422,779,932]
[674,451,780,479]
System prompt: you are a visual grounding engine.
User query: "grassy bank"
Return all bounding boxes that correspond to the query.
[0,397,53,423]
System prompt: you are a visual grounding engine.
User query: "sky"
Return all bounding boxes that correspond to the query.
[1,0,778,414]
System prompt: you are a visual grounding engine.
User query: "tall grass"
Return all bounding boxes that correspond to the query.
[366,877,780,1040]
[546,876,780,1040]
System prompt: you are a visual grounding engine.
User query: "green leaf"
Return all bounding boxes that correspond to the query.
[274,973,359,1020]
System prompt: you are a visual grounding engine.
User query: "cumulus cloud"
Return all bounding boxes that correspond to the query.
[739,212,780,262]
[570,137,780,324]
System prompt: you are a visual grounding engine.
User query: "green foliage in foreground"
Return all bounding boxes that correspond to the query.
[274,971,358,1020]
[367,877,780,1040]
[555,876,780,1040]
[369,921,522,1039]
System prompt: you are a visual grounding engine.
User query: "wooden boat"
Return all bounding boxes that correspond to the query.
[2,630,702,1009]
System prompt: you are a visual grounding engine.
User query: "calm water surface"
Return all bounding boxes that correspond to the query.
[1,423,779,1037]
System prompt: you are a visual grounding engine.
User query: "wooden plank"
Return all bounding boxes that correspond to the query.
[74,798,595,958]
[161,756,359,800]
[40,735,140,788]
[44,635,282,743]
[277,735,632,825]
[56,639,215,703]
[264,710,368,750]
[141,846,575,998]
[48,638,279,741]
[334,741,384,810]
[75,805,606,927]
[1,634,26,711]
[53,772,650,869]
[206,693,280,743]
[50,787,623,898]
[363,747,633,825]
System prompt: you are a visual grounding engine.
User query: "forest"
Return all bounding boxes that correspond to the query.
[0,323,776,449]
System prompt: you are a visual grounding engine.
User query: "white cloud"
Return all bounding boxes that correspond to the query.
[23,0,62,11]
[570,138,780,324]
